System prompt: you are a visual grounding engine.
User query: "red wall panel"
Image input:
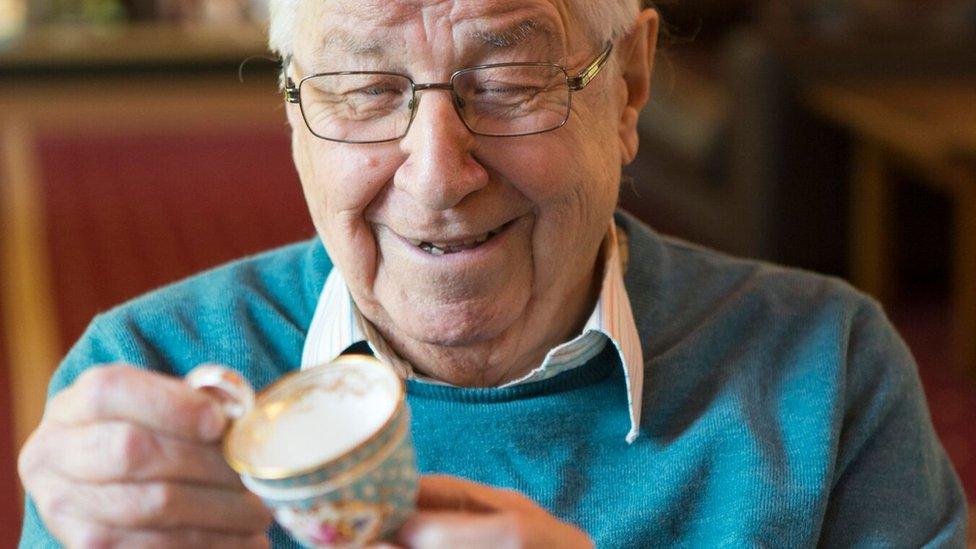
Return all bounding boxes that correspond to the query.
[2,126,311,542]
[38,128,312,350]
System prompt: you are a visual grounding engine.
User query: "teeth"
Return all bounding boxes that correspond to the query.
[428,232,491,249]
[413,228,502,256]
[418,242,446,255]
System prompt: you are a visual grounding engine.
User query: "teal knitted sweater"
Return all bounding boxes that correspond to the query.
[20,212,967,547]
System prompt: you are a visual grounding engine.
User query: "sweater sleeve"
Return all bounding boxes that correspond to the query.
[19,315,135,549]
[818,299,968,547]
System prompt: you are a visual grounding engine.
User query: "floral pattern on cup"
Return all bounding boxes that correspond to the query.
[248,419,418,548]
[187,355,417,549]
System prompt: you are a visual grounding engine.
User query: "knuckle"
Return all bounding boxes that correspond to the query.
[17,430,44,481]
[76,364,116,391]
[36,488,73,528]
[76,366,126,415]
[36,491,62,520]
[68,524,116,549]
[112,423,157,476]
[141,482,179,523]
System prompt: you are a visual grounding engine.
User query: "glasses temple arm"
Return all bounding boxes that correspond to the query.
[567,42,613,92]
[281,56,300,103]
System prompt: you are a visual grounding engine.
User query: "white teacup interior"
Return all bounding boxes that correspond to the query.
[228,358,400,476]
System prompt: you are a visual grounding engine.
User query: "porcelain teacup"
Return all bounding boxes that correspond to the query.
[186,355,417,548]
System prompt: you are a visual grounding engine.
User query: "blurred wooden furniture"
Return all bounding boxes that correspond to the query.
[0,22,270,69]
[804,77,976,372]
[0,72,293,446]
[0,24,311,540]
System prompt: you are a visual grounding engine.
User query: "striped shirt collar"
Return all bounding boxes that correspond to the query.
[301,222,645,442]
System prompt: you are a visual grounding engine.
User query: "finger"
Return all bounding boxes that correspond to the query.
[395,511,516,549]
[397,510,593,549]
[47,364,227,442]
[51,514,269,549]
[33,421,240,486]
[31,476,272,535]
[415,475,533,513]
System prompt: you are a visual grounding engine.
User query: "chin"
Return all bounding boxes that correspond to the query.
[394,295,526,348]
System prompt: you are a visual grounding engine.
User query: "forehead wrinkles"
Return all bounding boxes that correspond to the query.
[307,0,575,45]
[292,0,604,75]
[322,0,449,27]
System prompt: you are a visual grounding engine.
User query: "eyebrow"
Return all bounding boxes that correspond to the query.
[472,18,552,48]
[308,16,560,73]
[318,29,386,57]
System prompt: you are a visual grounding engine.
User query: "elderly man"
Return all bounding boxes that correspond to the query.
[18,0,968,547]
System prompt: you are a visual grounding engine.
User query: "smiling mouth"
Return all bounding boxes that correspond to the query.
[406,222,511,256]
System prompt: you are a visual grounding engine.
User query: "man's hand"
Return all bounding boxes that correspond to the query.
[391,475,593,549]
[18,364,272,548]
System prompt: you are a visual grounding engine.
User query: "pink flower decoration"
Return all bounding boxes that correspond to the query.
[310,523,339,545]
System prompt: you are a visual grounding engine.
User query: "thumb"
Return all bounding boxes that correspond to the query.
[417,475,543,514]
[395,511,514,549]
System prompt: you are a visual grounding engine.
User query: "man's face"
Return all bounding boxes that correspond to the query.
[287,0,642,382]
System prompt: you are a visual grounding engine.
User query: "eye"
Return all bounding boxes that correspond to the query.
[475,79,545,96]
[303,74,410,101]
[353,84,404,97]
[455,66,558,105]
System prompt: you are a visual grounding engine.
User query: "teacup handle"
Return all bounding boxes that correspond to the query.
[185,364,256,420]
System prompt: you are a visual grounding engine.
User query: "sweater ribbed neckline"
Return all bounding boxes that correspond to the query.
[406,344,619,403]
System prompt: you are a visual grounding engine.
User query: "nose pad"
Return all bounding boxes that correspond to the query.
[406,93,466,124]
[395,88,488,211]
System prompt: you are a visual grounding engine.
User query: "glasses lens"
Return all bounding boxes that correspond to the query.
[452,64,569,137]
[299,73,413,143]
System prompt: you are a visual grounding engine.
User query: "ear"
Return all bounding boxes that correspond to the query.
[616,8,659,166]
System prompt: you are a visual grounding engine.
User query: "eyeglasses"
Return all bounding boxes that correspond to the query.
[283,43,613,144]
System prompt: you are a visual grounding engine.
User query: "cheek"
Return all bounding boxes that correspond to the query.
[482,124,620,216]
[293,137,397,219]
[479,123,620,285]
[291,135,402,289]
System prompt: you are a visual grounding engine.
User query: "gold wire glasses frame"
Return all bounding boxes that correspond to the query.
[282,42,614,144]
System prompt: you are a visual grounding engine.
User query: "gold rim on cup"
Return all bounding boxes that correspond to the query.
[222,354,406,481]
[240,412,412,500]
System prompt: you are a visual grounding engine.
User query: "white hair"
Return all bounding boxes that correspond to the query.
[268,0,642,59]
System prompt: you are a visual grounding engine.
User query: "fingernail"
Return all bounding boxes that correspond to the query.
[199,402,227,440]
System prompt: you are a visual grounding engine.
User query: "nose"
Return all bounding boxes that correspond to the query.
[394,90,489,211]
